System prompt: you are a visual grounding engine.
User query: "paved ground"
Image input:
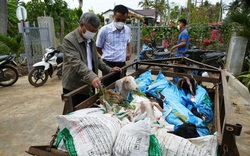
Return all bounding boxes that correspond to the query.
[0,57,250,155]
[0,76,63,156]
[228,87,250,156]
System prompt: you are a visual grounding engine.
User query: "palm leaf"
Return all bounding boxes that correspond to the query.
[238,74,250,79]
[0,33,23,55]
[227,12,250,38]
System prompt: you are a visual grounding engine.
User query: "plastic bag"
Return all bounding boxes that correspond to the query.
[184,85,213,123]
[135,70,153,93]
[146,71,172,98]
[160,82,187,106]
[163,101,210,137]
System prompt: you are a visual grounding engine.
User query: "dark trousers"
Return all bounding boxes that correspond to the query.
[63,88,90,107]
[102,59,126,86]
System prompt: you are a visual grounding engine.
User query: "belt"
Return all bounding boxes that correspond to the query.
[103,59,125,67]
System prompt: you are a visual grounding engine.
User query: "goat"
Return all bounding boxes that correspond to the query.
[115,76,139,99]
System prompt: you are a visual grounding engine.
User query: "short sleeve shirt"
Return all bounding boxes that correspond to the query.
[176,29,189,57]
[96,22,131,62]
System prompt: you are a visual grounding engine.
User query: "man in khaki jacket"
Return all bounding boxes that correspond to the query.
[62,12,121,107]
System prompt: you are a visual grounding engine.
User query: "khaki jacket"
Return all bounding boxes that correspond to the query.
[62,28,111,95]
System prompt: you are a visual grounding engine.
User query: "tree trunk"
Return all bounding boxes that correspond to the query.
[60,17,64,43]
[218,0,223,22]
[186,0,192,23]
[0,0,8,35]
[166,0,170,25]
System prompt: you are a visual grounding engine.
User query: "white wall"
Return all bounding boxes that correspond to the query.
[103,11,113,24]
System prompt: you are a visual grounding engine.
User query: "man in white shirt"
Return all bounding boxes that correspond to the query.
[96,4,131,86]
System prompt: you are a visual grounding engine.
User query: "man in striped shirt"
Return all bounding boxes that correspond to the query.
[96,4,131,86]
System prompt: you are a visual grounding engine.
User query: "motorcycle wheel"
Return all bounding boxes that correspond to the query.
[28,66,48,87]
[0,65,19,87]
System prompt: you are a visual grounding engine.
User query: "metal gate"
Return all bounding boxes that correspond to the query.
[22,26,51,71]
[130,24,141,54]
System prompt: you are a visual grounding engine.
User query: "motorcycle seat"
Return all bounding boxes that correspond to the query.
[153,51,171,56]
[205,52,226,59]
[155,46,165,51]
[0,55,8,62]
[56,53,64,64]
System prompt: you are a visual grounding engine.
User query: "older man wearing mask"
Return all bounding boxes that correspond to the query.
[62,12,121,107]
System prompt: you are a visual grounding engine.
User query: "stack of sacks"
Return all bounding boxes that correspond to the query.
[55,108,162,156]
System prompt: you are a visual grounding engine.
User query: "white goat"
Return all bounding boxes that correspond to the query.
[130,94,165,124]
[115,76,139,99]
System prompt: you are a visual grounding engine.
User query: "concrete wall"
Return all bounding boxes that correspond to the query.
[225,34,248,76]
[103,10,113,24]
[37,17,57,49]
[226,71,250,102]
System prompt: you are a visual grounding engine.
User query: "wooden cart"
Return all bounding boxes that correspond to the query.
[27,57,242,156]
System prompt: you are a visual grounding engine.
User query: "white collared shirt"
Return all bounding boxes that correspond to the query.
[96,22,131,62]
[86,39,92,70]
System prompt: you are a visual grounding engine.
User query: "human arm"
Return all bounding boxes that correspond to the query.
[126,42,132,61]
[171,40,187,51]
[97,47,103,55]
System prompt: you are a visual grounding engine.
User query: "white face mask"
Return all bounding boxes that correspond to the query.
[82,28,96,40]
[114,22,125,30]
[177,25,180,30]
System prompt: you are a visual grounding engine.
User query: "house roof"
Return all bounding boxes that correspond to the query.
[133,9,155,17]
[102,9,113,14]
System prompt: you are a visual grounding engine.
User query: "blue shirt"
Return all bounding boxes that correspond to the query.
[96,22,131,62]
[176,28,189,57]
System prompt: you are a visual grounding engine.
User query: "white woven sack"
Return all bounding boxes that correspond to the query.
[154,127,218,156]
[68,108,105,116]
[56,113,122,156]
[56,108,105,152]
[112,118,151,156]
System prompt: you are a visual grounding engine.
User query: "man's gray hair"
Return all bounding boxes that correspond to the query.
[79,12,100,29]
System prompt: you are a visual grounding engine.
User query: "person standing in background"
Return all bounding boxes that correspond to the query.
[171,19,189,82]
[62,12,121,107]
[171,19,189,57]
[96,4,132,86]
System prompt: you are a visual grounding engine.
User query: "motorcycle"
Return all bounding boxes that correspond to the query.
[134,43,173,62]
[28,47,63,87]
[186,48,226,68]
[0,54,19,87]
